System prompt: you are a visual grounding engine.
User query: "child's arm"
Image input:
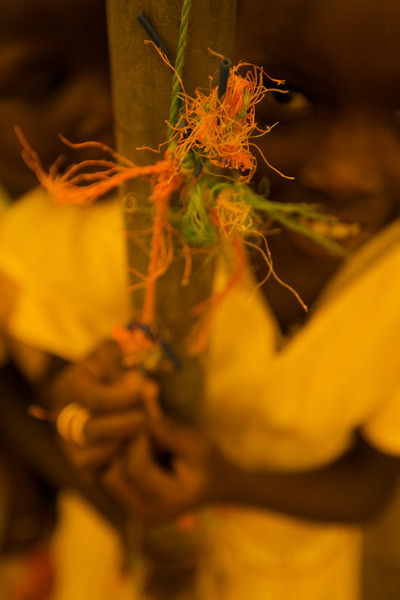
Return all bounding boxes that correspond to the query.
[0,360,126,528]
[100,416,400,525]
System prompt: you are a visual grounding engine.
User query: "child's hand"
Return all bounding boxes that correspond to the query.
[41,340,160,480]
[101,417,231,524]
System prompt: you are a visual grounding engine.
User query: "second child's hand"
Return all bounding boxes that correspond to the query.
[102,417,400,527]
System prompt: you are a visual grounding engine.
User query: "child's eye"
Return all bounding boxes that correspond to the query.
[269,88,311,109]
[257,86,313,123]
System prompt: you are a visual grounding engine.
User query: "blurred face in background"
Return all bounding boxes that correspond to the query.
[235,0,400,314]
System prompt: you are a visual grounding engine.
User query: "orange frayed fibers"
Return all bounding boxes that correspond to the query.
[16,126,187,367]
[171,60,292,182]
[14,57,290,366]
[14,125,171,206]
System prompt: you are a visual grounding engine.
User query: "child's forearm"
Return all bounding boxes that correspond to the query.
[0,360,125,528]
[209,435,400,524]
[110,418,400,526]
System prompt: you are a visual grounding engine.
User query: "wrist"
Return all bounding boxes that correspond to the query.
[205,446,249,506]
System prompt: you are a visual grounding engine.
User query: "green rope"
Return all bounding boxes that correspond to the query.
[168,0,192,141]
[175,177,347,256]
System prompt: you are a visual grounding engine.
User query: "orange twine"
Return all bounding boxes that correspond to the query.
[171,57,291,182]
[15,56,289,368]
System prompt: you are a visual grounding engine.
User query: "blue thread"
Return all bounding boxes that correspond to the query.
[126,321,182,370]
[218,57,231,99]
[137,12,174,64]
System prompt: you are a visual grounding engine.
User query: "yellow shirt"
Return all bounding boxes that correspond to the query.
[0,185,11,365]
[2,187,400,599]
[0,187,130,361]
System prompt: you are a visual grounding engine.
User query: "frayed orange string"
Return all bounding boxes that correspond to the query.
[14,126,168,205]
[14,54,293,365]
[170,61,292,181]
[139,45,292,182]
[15,125,189,367]
[141,166,184,323]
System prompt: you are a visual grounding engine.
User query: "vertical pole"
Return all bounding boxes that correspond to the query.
[106,0,237,160]
[106,0,237,422]
[105,2,238,595]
